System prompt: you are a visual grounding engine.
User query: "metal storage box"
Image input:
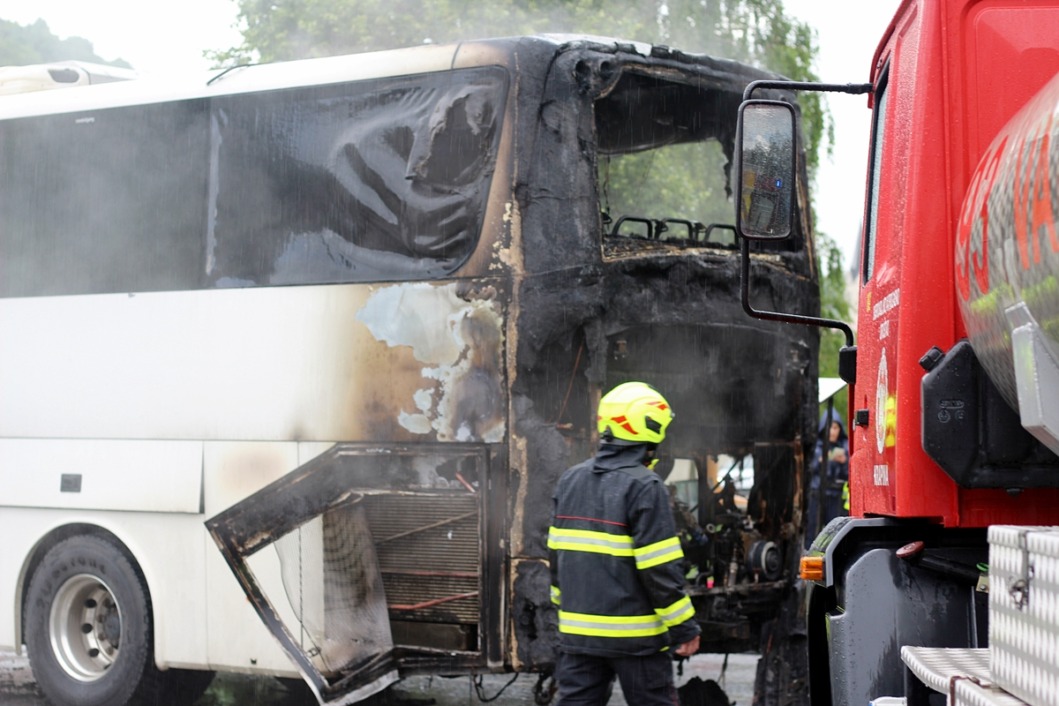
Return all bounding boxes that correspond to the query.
[952,677,1028,706]
[988,525,1059,706]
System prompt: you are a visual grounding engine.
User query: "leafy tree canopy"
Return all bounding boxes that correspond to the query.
[216,0,827,174]
[0,18,130,68]
[816,229,853,421]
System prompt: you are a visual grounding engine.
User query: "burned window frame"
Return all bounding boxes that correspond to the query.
[207,67,509,289]
[593,67,742,251]
[591,65,805,257]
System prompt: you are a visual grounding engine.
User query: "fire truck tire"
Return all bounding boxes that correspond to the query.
[24,534,168,706]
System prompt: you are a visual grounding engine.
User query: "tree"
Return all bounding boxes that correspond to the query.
[0,18,129,68]
[815,229,852,420]
[214,0,830,186]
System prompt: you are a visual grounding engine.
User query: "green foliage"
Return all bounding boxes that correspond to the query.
[0,18,129,68]
[817,232,850,323]
[220,1,810,72]
[600,141,734,233]
[215,0,832,183]
[816,229,852,421]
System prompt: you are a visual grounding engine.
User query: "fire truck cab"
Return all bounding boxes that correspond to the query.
[736,1,1059,705]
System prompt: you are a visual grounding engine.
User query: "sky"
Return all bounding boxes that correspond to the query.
[2,0,901,269]
[2,0,244,74]
[784,0,902,268]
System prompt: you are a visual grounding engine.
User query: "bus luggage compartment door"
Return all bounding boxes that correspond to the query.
[206,442,489,704]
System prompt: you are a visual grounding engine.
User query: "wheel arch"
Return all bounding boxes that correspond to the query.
[18,523,154,654]
[804,517,989,705]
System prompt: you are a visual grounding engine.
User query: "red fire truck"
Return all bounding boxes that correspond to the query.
[736,1,1059,705]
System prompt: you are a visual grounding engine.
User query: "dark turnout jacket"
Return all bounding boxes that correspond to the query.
[548,444,700,657]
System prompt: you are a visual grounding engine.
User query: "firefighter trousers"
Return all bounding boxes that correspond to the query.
[555,650,680,706]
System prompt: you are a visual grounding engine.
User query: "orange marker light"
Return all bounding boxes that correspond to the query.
[800,555,825,581]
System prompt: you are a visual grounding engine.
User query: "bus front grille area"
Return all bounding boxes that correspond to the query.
[206,443,488,702]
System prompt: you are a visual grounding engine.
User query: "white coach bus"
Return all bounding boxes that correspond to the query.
[0,38,820,706]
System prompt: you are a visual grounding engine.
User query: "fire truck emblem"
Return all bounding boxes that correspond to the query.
[876,349,888,454]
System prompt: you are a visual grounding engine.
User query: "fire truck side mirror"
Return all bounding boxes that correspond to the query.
[736,100,796,240]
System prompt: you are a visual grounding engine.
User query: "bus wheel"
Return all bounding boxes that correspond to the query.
[24,534,162,706]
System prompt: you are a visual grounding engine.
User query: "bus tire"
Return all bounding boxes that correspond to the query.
[24,534,163,706]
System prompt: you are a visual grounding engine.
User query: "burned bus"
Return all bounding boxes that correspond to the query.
[0,36,819,706]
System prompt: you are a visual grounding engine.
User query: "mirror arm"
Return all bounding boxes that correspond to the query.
[740,237,857,383]
[736,80,869,385]
[742,80,873,102]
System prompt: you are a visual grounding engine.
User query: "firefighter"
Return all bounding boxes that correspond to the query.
[548,381,701,706]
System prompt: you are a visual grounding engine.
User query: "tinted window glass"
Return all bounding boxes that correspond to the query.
[0,100,209,297]
[0,67,507,297]
[864,69,889,283]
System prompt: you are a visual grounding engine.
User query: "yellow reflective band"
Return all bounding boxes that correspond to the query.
[655,595,695,627]
[558,610,667,638]
[550,584,561,606]
[634,536,684,570]
[547,527,634,557]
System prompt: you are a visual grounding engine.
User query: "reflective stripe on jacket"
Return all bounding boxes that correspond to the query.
[548,444,700,657]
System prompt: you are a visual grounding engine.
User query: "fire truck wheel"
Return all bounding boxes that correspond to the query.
[24,534,163,706]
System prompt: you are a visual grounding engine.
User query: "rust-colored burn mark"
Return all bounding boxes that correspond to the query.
[357,282,505,442]
[375,510,477,544]
[389,591,479,611]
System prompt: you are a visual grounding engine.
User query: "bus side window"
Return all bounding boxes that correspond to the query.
[0,101,209,298]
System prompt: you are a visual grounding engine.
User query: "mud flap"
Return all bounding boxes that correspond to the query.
[205,443,489,704]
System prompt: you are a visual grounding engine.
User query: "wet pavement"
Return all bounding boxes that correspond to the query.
[393,653,757,706]
[0,650,757,705]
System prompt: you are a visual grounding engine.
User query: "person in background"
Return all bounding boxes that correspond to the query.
[805,411,849,546]
[548,381,701,706]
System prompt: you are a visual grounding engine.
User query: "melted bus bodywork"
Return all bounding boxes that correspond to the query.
[0,36,819,706]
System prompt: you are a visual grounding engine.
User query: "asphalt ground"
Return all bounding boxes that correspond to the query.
[0,651,758,705]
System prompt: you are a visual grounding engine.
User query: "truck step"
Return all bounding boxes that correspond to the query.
[900,647,1028,706]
